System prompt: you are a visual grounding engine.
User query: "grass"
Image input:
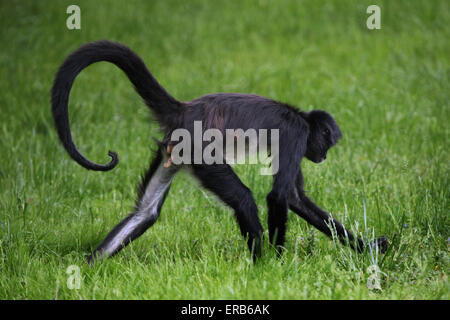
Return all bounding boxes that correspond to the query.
[0,0,448,299]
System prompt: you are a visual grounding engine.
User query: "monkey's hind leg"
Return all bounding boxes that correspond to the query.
[192,164,264,260]
[87,147,179,265]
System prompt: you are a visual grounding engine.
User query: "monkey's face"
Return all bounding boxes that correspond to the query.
[305,110,342,163]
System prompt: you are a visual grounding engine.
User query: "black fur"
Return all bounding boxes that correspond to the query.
[51,40,387,263]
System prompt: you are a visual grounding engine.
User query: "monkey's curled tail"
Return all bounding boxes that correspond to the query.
[51,40,181,171]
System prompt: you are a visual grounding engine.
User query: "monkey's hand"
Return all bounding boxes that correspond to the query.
[370,236,388,254]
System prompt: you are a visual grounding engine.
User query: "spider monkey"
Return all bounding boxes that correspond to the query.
[51,40,387,264]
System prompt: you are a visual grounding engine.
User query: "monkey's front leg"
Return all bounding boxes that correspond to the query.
[266,149,303,255]
[289,172,387,253]
[87,147,179,265]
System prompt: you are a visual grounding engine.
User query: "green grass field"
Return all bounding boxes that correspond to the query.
[0,0,448,299]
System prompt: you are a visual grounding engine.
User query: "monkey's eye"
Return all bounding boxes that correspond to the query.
[323,128,330,136]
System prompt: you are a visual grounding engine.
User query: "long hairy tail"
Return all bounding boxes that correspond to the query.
[51,40,181,171]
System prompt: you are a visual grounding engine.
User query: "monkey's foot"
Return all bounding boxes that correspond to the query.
[86,251,104,267]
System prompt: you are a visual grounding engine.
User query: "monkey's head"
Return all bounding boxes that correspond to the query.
[304,110,342,163]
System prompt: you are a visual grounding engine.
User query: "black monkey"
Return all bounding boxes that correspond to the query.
[51,41,387,264]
